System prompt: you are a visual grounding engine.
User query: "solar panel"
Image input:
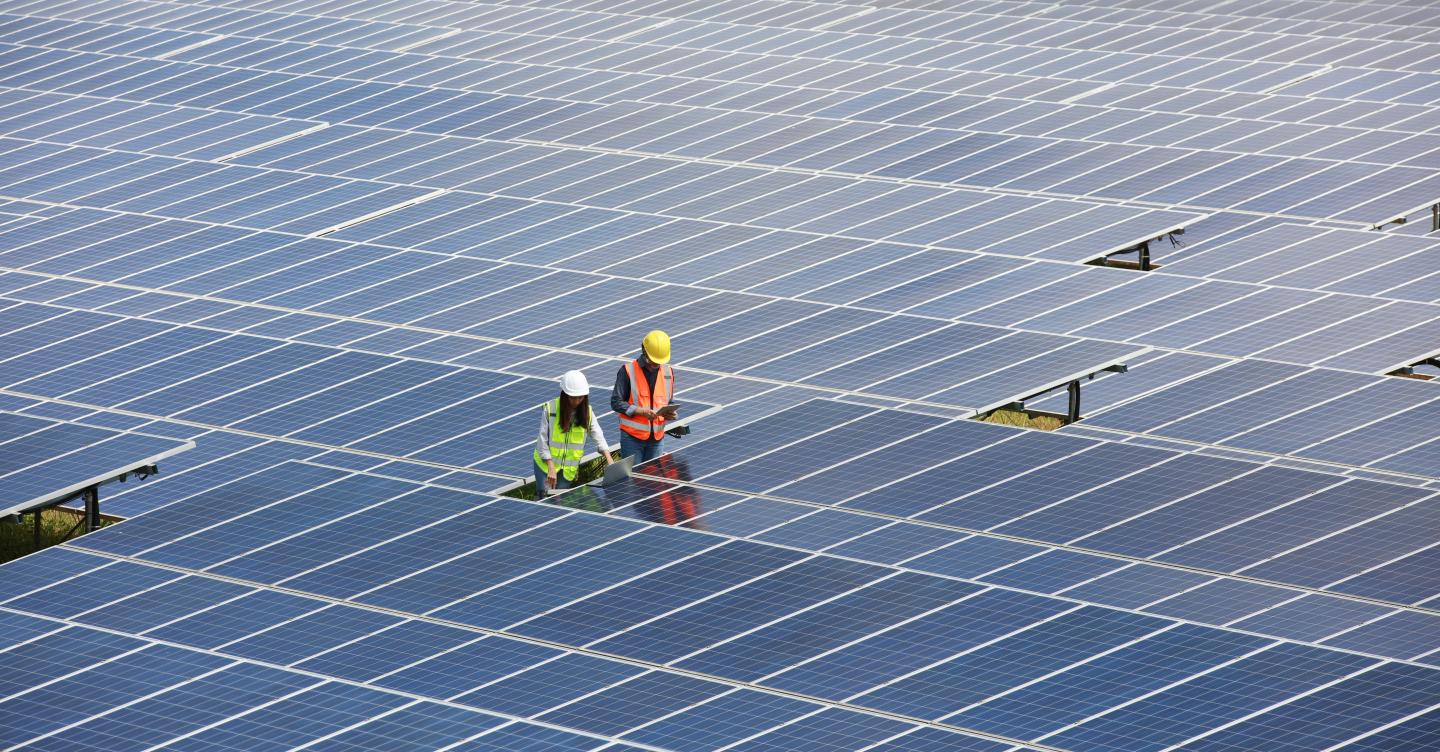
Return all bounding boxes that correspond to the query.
[1085,361,1440,476]
[0,409,190,517]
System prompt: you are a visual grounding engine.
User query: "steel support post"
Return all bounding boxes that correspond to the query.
[83,487,100,533]
[1066,380,1081,424]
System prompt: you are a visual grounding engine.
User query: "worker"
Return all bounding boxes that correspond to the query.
[612,329,677,464]
[535,370,613,496]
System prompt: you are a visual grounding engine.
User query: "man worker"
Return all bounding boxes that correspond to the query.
[611,329,677,464]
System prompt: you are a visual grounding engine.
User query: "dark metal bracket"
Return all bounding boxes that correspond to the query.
[1398,357,1440,376]
[1104,230,1183,272]
[23,464,160,547]
[1010,363,1128,426]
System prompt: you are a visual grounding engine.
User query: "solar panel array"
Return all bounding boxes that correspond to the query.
[0,456,1435,751]
[1,409,190,516]
[2,0,1440,749]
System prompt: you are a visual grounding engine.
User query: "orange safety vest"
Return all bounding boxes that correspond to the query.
[618,359,673,441]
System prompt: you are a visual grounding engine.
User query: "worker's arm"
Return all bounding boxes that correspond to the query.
[536,405,557,486]
[610,366,631,415]
[611,366,653,418]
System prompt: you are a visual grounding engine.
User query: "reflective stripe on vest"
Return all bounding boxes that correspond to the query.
[533,398,588,481]
[619,359,672,441]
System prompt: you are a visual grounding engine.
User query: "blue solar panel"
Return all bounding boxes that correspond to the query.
[0,409,190,515]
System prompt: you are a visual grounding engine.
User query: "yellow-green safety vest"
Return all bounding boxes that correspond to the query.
[534,398,590,482]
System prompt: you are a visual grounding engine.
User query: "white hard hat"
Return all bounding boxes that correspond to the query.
[560,370,589,397]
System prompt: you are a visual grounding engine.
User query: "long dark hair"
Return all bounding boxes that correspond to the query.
[558,392,589,433]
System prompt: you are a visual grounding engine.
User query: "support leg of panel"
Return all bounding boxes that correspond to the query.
[1432,203,1439,232]
[84,487,100,534]
[1067,380,1081,424]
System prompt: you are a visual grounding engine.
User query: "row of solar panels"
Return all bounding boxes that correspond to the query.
[10,256,1423,505]
[1087,358,1440,478]
[0,8,1421,179]
[9,322,1435,619]
[339,15,1433,168]
[0,266,803,424]
[0,71,1436,338]
[397,0,1440,125]
[0,268,1140,418]
[643,399,1440,616]
[7,12,1440,224]
[1,0,1332,99]
[3,193,1439,429]
[7,377,1434,668]
[14,0,1440,106]
[559,468,1436,658]
[0,72,1207,257]
[4,298,1433,635]
[0,285,911,438]
[2,230,1434,450]
[298,0,1440,39]
[183,0,1440,130]
[0,49,1422,260]
[1071,80,1440,137]
[0,410,189,515]
[1041,0,1440,37]
[19,4,1440,148]
[521,0,1440,36]
[3,186,1437,379]
[1162,222,1440,299]
[0,201,1362,359]
[165,0,1440,111]
[0,110,1273,283]
[825,0,1440,56]
[0,302,623,473]
[0,109,1194,267]
[3,461,1428,751]
[417,19,1439,107]
[0,612,712,752]
[793,87,1440,170]
[150,0,1436,87]
[0,390,539,517]
[522,0,1440,59]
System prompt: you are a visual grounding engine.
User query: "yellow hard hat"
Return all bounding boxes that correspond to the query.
[642,330,671,364]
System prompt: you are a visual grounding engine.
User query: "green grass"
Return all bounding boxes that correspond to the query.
[976,407,1065,431]
[0,510,108,564]
[504,454,614,501]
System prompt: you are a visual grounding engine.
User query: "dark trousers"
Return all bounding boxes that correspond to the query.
[620,433,663,464]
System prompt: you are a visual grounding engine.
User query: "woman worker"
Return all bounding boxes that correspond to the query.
[535,369,614,495]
